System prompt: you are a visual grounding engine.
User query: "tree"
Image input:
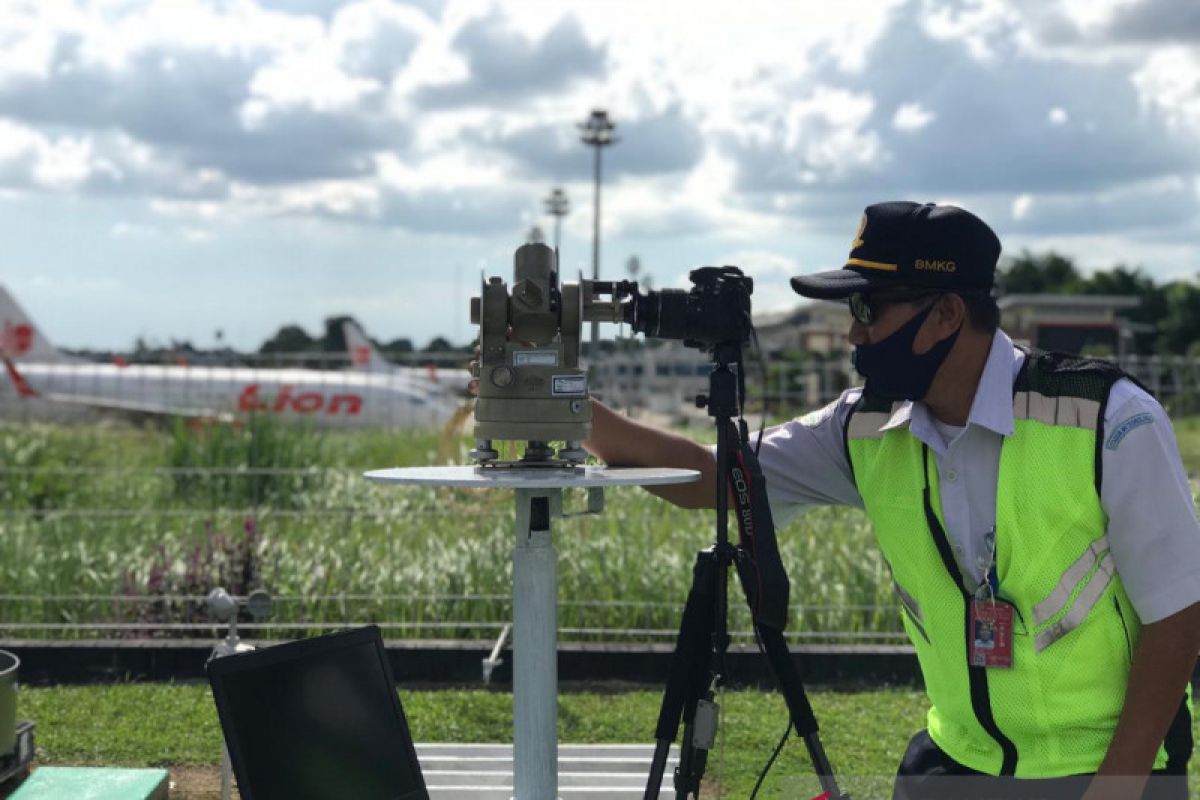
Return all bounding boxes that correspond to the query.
[423,336,453,353]
[1158,281,1200,355]
[259,325,314,354]
[1078,266,1167,353]
[997,250,1082,294]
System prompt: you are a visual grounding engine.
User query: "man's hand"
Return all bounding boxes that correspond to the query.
[1079,775,1148,800]
[585,400,717,509]
[466,343,480,397]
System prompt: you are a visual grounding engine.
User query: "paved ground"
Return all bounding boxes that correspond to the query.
[166,766,236,800]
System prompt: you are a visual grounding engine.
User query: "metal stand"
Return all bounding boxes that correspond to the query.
[365,465,699,800]
[514,487,559,798]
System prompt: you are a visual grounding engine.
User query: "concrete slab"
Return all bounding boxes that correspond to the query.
[415,743,678,799]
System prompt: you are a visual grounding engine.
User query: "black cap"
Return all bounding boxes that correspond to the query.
[790,201,1001,299]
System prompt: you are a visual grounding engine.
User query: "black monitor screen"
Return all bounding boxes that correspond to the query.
[207,626,427,800]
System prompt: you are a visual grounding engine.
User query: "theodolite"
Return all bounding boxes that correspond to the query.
[469,242,634,466]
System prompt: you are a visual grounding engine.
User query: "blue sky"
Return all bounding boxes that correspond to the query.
[1,0,1198,350]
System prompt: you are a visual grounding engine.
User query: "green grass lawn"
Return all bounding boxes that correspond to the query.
[19,683,927,798]
[17,682,1200,798]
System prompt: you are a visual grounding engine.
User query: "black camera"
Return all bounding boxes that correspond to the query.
[622,266,753,350]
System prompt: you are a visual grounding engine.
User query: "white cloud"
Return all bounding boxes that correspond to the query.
[698,249,803,314]
[724,85,884,184]
[1012,193,1034,220]
[1004,176,1198,235]
[1058,0,1130,31]
[0,118,41,164]
[1048,106,1069,125]
[0,120,108,191]
[1132,47,1200,133]
[892,102,935,132]
[32,134,96,188]
[331,0,429,80]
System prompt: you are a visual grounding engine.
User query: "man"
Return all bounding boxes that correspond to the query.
[585,201,1200,799]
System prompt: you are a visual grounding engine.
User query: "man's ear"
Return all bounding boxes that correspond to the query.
[937,294,967,332]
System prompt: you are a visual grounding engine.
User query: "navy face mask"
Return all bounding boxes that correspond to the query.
[852,302,961,401]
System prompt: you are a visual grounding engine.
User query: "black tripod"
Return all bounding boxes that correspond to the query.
[644,343,849,800]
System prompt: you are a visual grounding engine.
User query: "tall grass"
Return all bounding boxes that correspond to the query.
[166,416,327,508]
[0,418,896,642]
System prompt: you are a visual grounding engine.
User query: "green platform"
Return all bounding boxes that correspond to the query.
[9,767,168,800]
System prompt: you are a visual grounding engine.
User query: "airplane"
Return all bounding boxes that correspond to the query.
[0,286,466,430]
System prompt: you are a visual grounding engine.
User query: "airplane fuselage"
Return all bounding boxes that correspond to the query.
[8,362,462,429]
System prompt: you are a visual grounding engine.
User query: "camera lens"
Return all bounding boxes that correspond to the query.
[625,289,688,339]
[622,268,752,349]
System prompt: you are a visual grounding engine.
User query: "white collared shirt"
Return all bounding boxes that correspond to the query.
[751,329,1200,624]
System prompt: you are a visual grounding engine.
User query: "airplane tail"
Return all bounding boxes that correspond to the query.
[343,320,393,373]
[343,318,443,387]
[0,286,75,363]
[2,357,40,397]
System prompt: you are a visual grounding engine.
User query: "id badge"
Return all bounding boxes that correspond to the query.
[969,599,1013,669]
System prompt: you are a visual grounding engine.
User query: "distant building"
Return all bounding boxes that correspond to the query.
[753,301,852,358]
[753,301,854,407]
[588,341,710,419]
[997,294,1141,357]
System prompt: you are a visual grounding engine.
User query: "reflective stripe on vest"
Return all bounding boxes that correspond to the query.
[1034,551,1115,652]
[893,579,931,644]
[1032,537,1109,626]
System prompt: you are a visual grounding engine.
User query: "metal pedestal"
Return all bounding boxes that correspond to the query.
[365,465,699,800]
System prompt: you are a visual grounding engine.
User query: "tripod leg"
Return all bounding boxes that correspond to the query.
[756,622,849,799]
[644,549,719,800]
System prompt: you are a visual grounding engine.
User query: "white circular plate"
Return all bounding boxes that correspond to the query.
[363,465,700,489]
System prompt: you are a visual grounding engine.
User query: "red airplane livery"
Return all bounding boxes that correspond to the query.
[1,322,33,357]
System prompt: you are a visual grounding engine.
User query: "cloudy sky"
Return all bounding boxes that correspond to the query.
[2,0,1199,351]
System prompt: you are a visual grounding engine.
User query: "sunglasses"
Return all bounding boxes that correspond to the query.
[848,290,943,325]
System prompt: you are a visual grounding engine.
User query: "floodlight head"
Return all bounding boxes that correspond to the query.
[579,108,616,147]
[544,187,569,218]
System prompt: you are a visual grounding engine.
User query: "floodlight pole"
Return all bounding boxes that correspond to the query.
[544,187,570,256]
[579,110,617,356]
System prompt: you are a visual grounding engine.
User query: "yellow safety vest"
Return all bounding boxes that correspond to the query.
[845,349,1192,777]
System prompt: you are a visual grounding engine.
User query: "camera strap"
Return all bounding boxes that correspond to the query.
[728,427,790,632]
